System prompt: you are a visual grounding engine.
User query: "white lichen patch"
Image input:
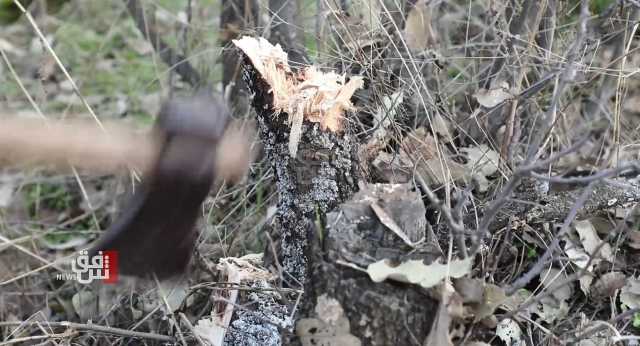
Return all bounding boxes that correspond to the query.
[233,36,364,156]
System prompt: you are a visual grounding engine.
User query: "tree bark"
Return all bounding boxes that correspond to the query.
[239,52,359,285]
[220,0,258,113]
[229,37,439,346]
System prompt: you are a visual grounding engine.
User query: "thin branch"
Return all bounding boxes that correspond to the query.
[506,182,594,294]
[0,321,175,343]
[469,0,592,256]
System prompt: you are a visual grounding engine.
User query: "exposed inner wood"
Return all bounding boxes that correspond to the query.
[232,36,364,134]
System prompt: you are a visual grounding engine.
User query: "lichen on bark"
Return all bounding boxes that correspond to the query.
[241,56,359,283]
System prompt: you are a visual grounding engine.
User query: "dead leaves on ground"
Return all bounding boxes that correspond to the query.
[296,295,361,346]
[371,125,500,192]
[361,209,640,345]
[473,82,514,108]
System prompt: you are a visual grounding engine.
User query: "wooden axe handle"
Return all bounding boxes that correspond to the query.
[0,117,160,174]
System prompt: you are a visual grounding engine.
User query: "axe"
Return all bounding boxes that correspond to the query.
[0,94,253,279]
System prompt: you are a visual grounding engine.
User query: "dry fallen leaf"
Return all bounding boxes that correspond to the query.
[502,289,537,320]
[425,282,458,346]
[453,277,484,304]
[157,279,189,312]
[537,268,572,323]
[574,220,614,262]
[401,127,438,160]
[315,294,345,326]
[422,157,467,186]
[404,0,438,51]
[564,219,614,294]
[473,284,507,322]
[367,257,473,289]
[462,145,500,192]
[72,291,99,322]
[591,272,626,299]
[473,82,513,108]
[194,318,226,346]
[431,113,454,143]
[297,298,361,346]
[371,201,423,247]
[620,276,640,310]
[0,181,16,208]
[563,240,595,294]
[372,91,404,142]
[627,231,640,250]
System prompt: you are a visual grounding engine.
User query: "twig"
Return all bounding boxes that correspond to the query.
[0,321,175,343]
[0,330,79,346]
[530,163,640,184]
[415,172,468,258]
[469,0,592,256]
[505,230,613,320]
[506,182,594,294]
[179,313,207,346]
[573,308,640,341]
[500,0,548,163]
[508,180,640,300]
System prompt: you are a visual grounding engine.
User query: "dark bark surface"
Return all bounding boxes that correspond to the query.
[220,0,258,113]
[230,48,440,345]
[240,54,359,284]
[299,184,439,345]
[450,177,640,234]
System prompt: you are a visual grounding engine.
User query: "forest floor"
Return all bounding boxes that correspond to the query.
[2,1,640,345]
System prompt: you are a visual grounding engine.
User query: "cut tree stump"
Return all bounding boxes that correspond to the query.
[227,37,439,346]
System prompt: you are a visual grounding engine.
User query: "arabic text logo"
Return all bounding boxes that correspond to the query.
[64,250,119,284]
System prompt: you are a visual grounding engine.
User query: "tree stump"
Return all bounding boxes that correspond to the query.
[231,37,439,345]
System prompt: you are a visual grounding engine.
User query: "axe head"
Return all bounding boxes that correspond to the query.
[88,94,230,280]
